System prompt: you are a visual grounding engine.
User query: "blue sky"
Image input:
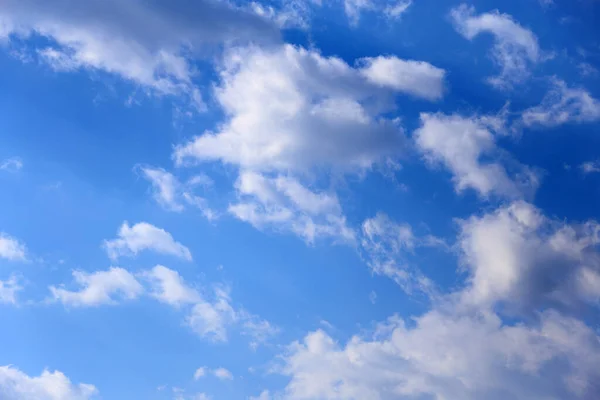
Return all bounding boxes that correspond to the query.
[1,0,600,399]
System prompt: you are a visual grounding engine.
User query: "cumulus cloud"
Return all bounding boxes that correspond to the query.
[174,44,443,173]
[414,112,539,198]
[143,265,201,307]
[450,4,540,88]
[213,367,233,380]
[458,201,600,310]
[138,166,217,220]
[229,171,354,243]
[0,365,97,400]
[49,267,143,307]
[0,0,279,110]
[0,233,27,261]
[0,157,23,172]
[103,221,192,261]
[522,79,600,127]
[0,276,22,304]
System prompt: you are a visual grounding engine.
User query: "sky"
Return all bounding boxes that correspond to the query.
[0,0,600,399]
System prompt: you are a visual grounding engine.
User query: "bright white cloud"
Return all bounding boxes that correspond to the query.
[0,276,22,304]
[522,79,600,127]
[0,233,27,261]
[359,55,445,100]
[274,308,600,400]
[229,171,354,244]
[174,44,443,173]
[0,365,97,400]
[385,0,412,19]
[186,286,239,342]
[414,112,539,198]
[103,221,192,261]
[213,367,233,381]
[138,166,217,220]
[49,267,143,307]
[0,0,279,110]
[451,4,540,88]
[0,157,23,172]
[143,265,200,307]
[458,201,600,310]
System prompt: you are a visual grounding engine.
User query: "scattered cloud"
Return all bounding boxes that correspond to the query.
[213,367,233,381]
[249,391,272,400]
[450,4,540,88]
[522,79,600,127]
[0,365,98,400]
[0,157,23,173]
[229,171,354,244]
[0,0,280,110]
[103,221,192,261]
[385,0,413,20]
[0,276,22,304]
[143,265,201,307]
[580,160,600,174]
[414,112,539,198]
[49,267,143,307]
[0,233,28,262]
[193,367,206,380]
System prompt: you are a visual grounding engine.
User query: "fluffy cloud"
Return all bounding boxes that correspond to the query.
[213,367,233,381]
[0,157,23,172]
[522,79,600,127]
[0,366,97,400]
[0,0,279,110]
[0,233,27,261]
[359,55,445,100]
[229,171,354,243]
[143,265,200,307]
[385,0,413,19]
[414,112,539,198]
[450,4,540,88]
[275,308,600,400]
[458,201,600,310]
[0,276,22,304]
[49,267,143,307]
[103,221,192,261]
[138,166,217,220]
[174,44,443,173]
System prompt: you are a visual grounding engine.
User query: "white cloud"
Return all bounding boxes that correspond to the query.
[458,201,600,310]
[522,79,600,127]
[0,365,97,400]
[229,171,354,244]
[49,267,143,307]
[450,4,540,88]
[213,367,233,381]
[174,44,443,173]
[143,265,200,307]
[414,112,539,198]
[193,367,206,380]
[249,391,272,400]
[0,276,22,304]
[137,166,217,220]
[0,157,23,172]
[580,160,600,174]
[103,221,192,261]
[385,0,413,19]
[275,308,600,400]
[344,0,375,25]
[0,233,27,261]
[0,0,279,110]
[186,286,239,342]
[359,55,445,100]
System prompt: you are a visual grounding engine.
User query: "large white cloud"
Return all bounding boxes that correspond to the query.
[0,366,97,400]
[49,267,143,307]
[0,0,279,109]
[103,221,192,261]
[414,112,539,198]
[174,44,443,173]
[450,4,540,88]
[522,79,600,128]
[0,233,27,261]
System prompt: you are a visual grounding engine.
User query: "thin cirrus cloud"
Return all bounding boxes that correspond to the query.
[103,221,192,261]
[0,365,98,400]
[0,0,280,111]
[0,157,23,173]
[450,4,541,88]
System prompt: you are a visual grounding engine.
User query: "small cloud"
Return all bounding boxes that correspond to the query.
[580,160,600,175]
[369,290,377,304]
[213,367,233,381]
[0,157,23,173]
[193,367,207,380]
[0,233,28,262]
